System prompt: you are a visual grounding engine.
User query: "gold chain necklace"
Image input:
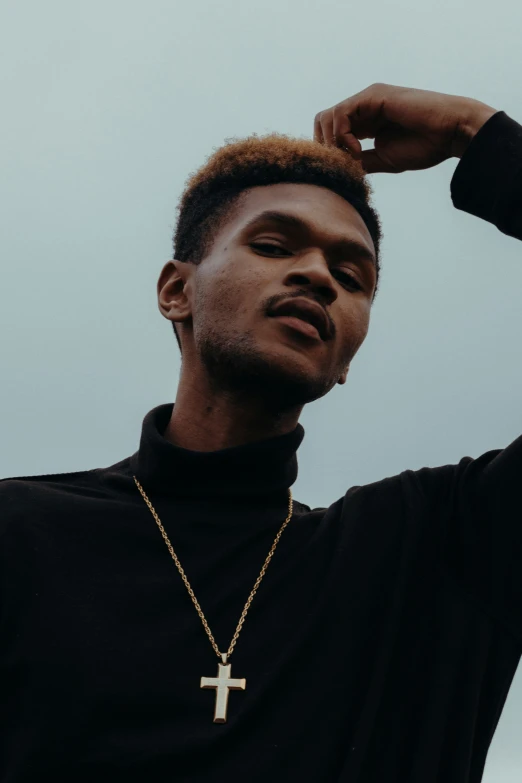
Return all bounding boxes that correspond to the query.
[133,475,294,723]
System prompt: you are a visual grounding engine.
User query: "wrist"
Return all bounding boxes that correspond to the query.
[451,101,498,158]
[451,101,498,159]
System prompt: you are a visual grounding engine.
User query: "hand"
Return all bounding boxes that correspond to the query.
[313,83,498,174]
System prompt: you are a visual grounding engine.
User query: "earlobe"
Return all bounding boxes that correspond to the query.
[337,367,349,385]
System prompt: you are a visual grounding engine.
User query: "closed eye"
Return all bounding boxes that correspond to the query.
[250,242,363,291]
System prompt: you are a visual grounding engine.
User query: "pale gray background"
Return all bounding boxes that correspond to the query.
[1,0,521,778]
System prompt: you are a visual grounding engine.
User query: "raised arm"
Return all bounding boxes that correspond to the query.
[314,84,522,644]
[313,82,522,238]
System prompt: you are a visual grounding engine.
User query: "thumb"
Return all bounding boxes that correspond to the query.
[359,149,397,174]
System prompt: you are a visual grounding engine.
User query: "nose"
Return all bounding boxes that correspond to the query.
[283,252,338,305]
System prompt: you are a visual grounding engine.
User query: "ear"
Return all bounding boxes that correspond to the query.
[157,259,193,327]
[337,366,350,385]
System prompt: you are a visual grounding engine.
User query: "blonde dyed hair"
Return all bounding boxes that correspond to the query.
[171,133,383,350]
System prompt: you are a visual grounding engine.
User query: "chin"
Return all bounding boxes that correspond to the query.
[201,335,335,406]
[239,348,338,407]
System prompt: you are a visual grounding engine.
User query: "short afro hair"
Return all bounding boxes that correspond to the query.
[171,132,383,354]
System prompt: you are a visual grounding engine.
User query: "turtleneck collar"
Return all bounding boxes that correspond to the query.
[129,403,305,500]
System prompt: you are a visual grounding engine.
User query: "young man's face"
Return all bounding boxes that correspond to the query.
[160,182,377,408]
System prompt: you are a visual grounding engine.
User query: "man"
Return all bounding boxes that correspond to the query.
[1,84,521,782]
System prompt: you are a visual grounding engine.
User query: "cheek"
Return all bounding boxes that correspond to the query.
[195,262,260,330]
[339,308,370,354]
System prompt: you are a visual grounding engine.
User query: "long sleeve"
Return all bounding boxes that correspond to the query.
[436,109,522,645]
[450,109,522,240]
[439,441,522,647]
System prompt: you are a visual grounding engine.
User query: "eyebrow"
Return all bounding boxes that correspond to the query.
[241,209,376,268]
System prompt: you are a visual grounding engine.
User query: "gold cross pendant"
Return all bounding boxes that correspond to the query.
[200,655,246,723]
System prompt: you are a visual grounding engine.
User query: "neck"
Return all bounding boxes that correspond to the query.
[164,368,303,452]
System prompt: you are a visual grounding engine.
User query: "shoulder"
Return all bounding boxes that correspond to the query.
[0,469,95,537]
[341,461,460,509]
[0,466,104,502]
[0,451,136,496]
[296,461,462,522]
[0,456,134,538]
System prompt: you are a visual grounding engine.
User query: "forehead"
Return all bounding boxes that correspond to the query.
[225,182,375,254]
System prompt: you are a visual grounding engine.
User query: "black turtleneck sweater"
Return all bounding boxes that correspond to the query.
[2,111,522,783]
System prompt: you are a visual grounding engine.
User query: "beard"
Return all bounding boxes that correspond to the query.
[197,325,342,415]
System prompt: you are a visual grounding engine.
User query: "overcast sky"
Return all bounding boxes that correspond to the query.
[1,0,521,778]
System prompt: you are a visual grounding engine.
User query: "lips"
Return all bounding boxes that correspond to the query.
[269,297,331,341]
